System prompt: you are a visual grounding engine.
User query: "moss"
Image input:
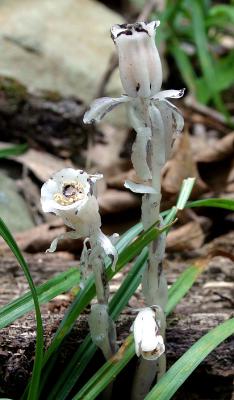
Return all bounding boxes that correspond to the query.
[0,77,28,103]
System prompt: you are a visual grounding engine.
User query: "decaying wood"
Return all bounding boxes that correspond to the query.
[0,77,89,161]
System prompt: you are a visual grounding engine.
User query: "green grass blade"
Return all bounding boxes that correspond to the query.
[42,222,170,365]
[166,263,204,315]
[72,261,204,400]
[190,1,226,113]
[145,318,234,400]
[0,219,43,400]
[47,249,148,400]
[169,40,197,95]
[187,198,234,211]
[164,177,195,225]
[0,268,80,329]
[0,143,28,159]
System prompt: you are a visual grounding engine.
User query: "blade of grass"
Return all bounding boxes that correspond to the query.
[42,221,171,365]
[0,218,43,400]
[2,197,232,332]
[190,1,226,114]
[47,248,148,400]
[169,40,197,95]
[0,268,80,329]
[1,222,143,332]
[145,318,234,400]
[72,261,206,400]
[164,177,195,225]
[187,198,234,211]
[0,143,28,158]
[23,221,168,399]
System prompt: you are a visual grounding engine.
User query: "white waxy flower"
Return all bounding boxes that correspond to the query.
[41,168,102,236]
[83,20,185,193]
[111,21,162,98]
[41,168,118,270]
[131,307,165,360]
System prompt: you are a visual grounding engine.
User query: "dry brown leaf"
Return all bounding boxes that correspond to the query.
[0,219,82,253]
[166,221,205,252]
[11,148,73,182]
[107,169,137,189]
[87,123,129,172]
[194,132,234,163]
[99,188,140,215]
[162,131,208,195]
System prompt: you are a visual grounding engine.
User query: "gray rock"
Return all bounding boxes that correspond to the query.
[0,172,34,232]
[0,0,127,126]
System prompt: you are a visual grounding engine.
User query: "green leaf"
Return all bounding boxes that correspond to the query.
[145,318,234,400]
[190,1,226,113]
[0,268,80,330]
[166,263,204,315]
[188,198,234,211]
[72,261,205,400]
[42,221,170,366]
[0,219,43,400]
[164,177,195,225]
[196,52,234,103]
[0,143,28,159]
[47,249,148,400]
[169,40,197,95]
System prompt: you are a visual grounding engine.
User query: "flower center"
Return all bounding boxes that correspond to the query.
[53,181,85,206]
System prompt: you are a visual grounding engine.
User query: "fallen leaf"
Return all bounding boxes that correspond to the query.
[162,131,208,195]
[99,188,140,215]
[194,132,234,163]
[166,221,205,252]
[10,147,73,182]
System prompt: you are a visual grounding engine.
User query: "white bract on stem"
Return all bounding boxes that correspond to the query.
[84,21,184,399]
[41,168,118,362]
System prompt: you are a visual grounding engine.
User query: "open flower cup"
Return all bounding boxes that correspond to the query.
[41,168,118,269]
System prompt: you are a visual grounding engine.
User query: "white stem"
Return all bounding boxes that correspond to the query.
[88,234,118,363]
[131,100,168,400]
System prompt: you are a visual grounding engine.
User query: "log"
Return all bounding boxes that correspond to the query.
[0,77,90,161]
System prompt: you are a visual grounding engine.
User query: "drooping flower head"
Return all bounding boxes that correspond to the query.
[131,307,165,360]
[41,168,102,239]
[41,168,118,268]
[111,21,162,98]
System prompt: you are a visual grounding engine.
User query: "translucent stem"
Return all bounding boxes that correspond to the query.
[131,100,168,400]
[88,235,118,361]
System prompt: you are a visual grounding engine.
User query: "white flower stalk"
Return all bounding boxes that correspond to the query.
[83,20,184,398]
[41,168,118,362]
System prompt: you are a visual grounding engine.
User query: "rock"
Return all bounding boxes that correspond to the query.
[0,0,127,126]
[0,172,34,232]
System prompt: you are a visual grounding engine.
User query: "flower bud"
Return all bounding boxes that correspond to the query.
[132,307,165,360]
[111,21,162,98]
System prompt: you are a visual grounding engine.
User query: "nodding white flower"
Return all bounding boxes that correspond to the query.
[83,21,185,190]
[41,168,118,269]
[41,168,102,237]
[111,21,162,98]
[131,307,165,360]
